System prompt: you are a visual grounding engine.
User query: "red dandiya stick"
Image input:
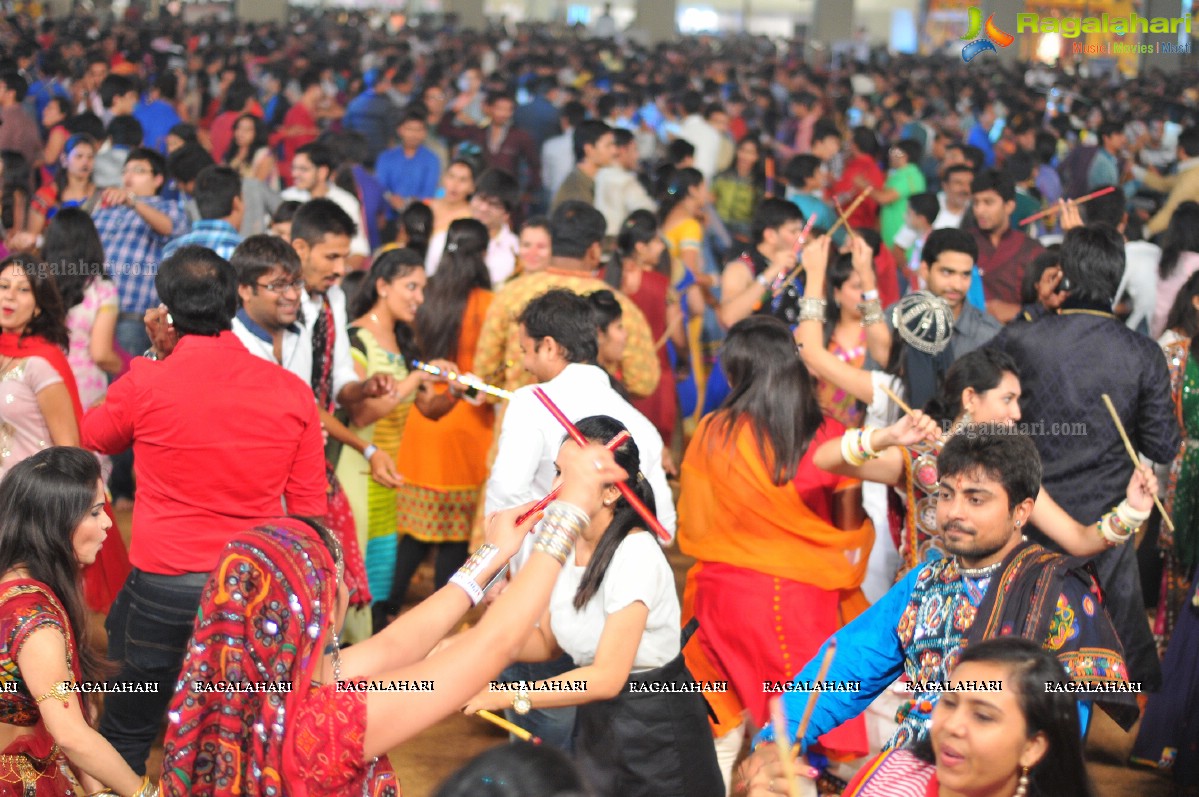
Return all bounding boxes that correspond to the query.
[1018,186,1115,227]
[765,213,820,303]
[531,387,670,543]
[515,430,631,526]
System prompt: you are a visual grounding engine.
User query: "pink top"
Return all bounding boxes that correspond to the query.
[66,278,118,411]
[0,356,62,478]
[1153,250,1199,338]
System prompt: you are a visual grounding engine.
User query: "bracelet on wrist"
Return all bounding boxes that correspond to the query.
[363,444,378,461]
[797,297,827,323]
[862,289,880,301]
[859,297,884,326]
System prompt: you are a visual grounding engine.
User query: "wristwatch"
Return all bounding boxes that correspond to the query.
[142,348,160,361]
[512,686,532,715]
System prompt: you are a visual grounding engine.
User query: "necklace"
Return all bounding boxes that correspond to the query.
[957,559,1003,579]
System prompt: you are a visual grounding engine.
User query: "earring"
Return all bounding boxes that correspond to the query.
[603,499,614,507]
[1015,520,1022,528]
[960,410,973,426]
[332,631,343,682]
[1014,766,1029,796]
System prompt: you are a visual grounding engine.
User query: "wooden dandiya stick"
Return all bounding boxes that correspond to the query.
[515,430,631,526]
[531,387,671,543]
[1018,186,1115,227]
[476,709,542,744]
[792,639,838,756]
[880,384,917,419]
[768,213,820,301]
[826,186,873,239]
[411,359,514,400]
[832,198,859,243]
[1101,394,1174,532]
[770,697,803,797]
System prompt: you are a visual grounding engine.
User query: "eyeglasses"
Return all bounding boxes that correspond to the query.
[257,278,304,295]
[123,165,153,176]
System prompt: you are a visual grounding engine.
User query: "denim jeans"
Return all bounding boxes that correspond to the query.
[98,569,208,774]
[499,654,578,751]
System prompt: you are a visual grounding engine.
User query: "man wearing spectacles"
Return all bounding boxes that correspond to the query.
[161,165,243,261]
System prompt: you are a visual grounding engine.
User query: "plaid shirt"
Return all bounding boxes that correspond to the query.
[94,195,190,315]
[162,219,242,262]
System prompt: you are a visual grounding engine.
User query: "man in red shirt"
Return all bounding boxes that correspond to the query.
[83,245,328,774]
[830,126,884,230]
[272,68,324,186]
[969,168,1045,322]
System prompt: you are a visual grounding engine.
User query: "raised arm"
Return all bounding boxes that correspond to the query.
[1030,465,1158,556]
[812,411,939,487]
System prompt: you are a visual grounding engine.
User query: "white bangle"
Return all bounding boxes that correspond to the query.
[449,572,484,605]
[862,289,879,301]
[363,444,378,460]
[1116,499,1150,528]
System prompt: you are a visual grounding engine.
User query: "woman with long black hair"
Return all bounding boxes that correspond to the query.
[464,415,722,797]
[390,219,495,612]
[0,447,153,796]
[333,247,459,636]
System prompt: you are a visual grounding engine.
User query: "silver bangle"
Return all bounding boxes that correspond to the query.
[859,298,883,326]
[798,297,827,322]
[532,501,589,565]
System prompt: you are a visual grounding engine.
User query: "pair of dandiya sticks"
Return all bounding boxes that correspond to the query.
[411,360,669,743]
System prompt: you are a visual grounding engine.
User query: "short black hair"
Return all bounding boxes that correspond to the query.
[1178,126,1199,159]
[518,288,599,365]
[167,142,215,185]
[1034,130,1058,165]
[1081,185,1124,228]
[156,246,238,336]
[124,147,166,186]
[1098,120,1125,143]
[474,168,519,214]
[783,154,822,187]
[812,119,842,146]
[294,141,337,174]
[0,70,28,102]
[972,168,1015,203]
[106,115,143,148]
[908,192,941,227]
[560,100,587,130]
[893,138,923,166]
[573,119,612,163]
[230,234,301,287]
[549,201,605,259]
[949,142,986,171]
[612,128,635,148]
[938,426,1042,510]
[922,227,978,266]
[851,126,879,158]
[942,163,975,183]
[751,198,803,245]
[667,138,695,165]
[1060,224,1124,305]
[193,165,241,220]
[98,73,135,109]
[1002,150,1036,184]
[680,90,704,116]
[290,197,357,246]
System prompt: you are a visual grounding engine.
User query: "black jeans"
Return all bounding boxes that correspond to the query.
[98,569,207,774]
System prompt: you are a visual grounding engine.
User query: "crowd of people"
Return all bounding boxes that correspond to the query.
[0,5,1197,797]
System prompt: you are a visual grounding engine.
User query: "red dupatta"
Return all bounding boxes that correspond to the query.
[0,332,130,611]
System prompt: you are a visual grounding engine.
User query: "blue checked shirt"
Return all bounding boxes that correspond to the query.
[162,219,242,262]
[94,196,190,315]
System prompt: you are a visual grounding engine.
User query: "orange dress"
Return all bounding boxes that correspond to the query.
[395,288,495,542]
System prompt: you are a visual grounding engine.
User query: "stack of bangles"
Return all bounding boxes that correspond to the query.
[532,501,589,565]
[797,297,826,323]
[858,291,883,326]
[88,775,158,797]
[447,501,589,605]
[1097,500,1150,547]
[841,427,880,467]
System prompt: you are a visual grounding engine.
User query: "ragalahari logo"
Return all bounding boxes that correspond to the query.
[961,8,1014,62]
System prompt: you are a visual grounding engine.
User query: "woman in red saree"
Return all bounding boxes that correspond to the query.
[677,315,874,789]
[0,255,128,613]
[0,447,152,796]
[161,440,627,796]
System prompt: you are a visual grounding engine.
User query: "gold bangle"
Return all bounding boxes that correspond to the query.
[35,680,71,708]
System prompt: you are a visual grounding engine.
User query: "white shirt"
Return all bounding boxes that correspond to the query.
[934,193,966,229]
[550,532,680,672]
[1115,240,1162,333]
[542,130,576,197]
[231,310,310,381]
[677,115,721,182]
[485,225,519,285]
[594,165,657,236]
[486,362,676,539]
[281,184,371,257]
[298,283,357,407]
[861,372,904,604]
